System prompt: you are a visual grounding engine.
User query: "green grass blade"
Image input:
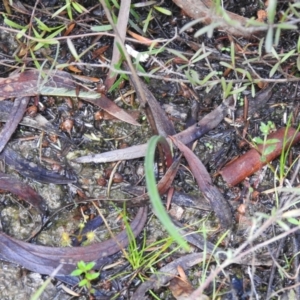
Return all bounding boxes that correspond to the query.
[145,135,189,250]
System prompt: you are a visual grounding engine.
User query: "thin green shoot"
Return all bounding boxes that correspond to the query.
[30,265,63,300]
[278,115,300,183]
[119,204,181,300]
[145,135,189,250]
[91,24,113,32]
[265,0,277,53]
[143,8,153,33]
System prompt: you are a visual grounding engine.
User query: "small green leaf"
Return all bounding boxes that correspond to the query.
[4,17,26,29]
[263,145,276,156]
[108,74,127,93]
[267,0,277,23]
[265,138,280,144]
[276,220,290,231]
[194,23,220,38]
[78,279,88,287]
[219,61,233,70]
[30,49,41,70]
[186,69,201,85]
[225,81,233,98]
[252,137,264,144]
[47,25,65,39]
[32,26,43,39]
[265,27,274,53]
[77,260,86,270]
[287,217,300,226]
[259,122,269,134]
[86,272,100,280]
[71,269,83,276]
[85,261,96,271]
[35,17,51,32]
[51,3,69,18]
[143,8,153,33]
[230,85,247,95]
[154,6,172,16]
[66,3,73,20]
[230,41,235,68]
[200,71,217,85]
[130,8,140,21]
[16,28,27,39]
[180,18,202,33]
[297,55,300,71]
[246,18,268,27]
[91,25,113,32]
[192,51,211,64]
[277,23,297,30]
[281,49,296,63]
[167,49,188,61]
[72,2,87,13]
[110,0,120,9]
[251,84,256,97]
[190,69,200,84]
[271,47,280,60]
[67,38,79,60]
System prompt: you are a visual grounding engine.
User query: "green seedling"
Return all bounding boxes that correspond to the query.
[204,142,213,150]
[102,203,181,300]
[71,261,100,295]
[237,93,244,106]
[3,14,64,50]
[121,205,175,272]
[3,13,63,70]
[252,121,279,163]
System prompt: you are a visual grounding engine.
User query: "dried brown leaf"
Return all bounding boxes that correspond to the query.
[170,136,233,229]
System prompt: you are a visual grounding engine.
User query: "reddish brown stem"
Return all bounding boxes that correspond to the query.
[219,127,300,187]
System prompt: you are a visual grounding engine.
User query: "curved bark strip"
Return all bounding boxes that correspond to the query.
[0,206,148,276]
[0,172,47,214]
[172,0,266,38]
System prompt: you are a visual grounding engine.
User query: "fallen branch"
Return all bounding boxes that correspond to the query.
[172,0,267,38]
[219,127,300,186]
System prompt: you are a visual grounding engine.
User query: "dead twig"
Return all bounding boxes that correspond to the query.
[104,0,131,89]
